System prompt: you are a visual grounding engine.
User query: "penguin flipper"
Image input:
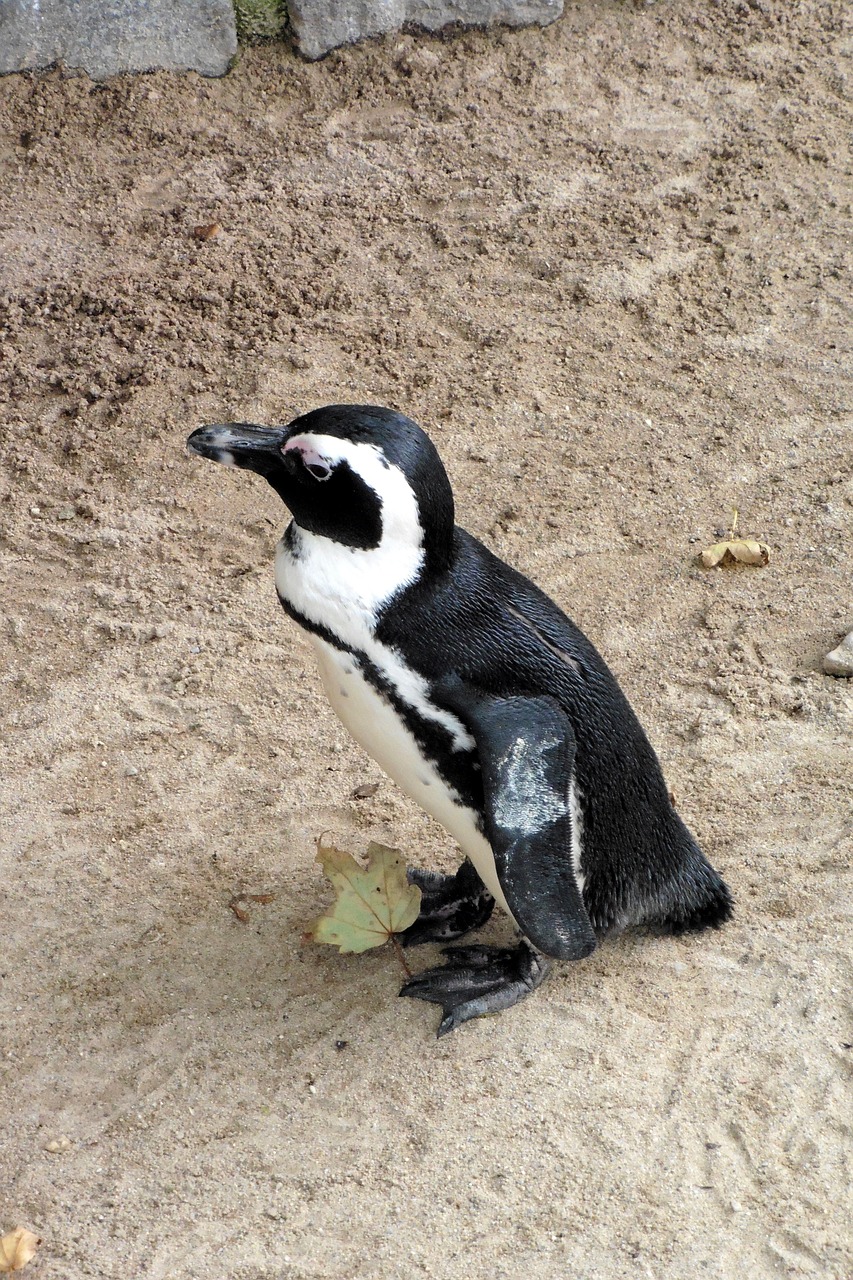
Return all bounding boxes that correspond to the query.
[434,676,597,962]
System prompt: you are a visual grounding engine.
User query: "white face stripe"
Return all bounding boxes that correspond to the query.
[276,433,424,620]
[274,433,475,754]
[286,431,423,544]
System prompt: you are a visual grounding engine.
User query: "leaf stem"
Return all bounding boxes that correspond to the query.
[390,933,413,978]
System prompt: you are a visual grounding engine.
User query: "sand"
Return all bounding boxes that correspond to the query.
[1,2,851,1276]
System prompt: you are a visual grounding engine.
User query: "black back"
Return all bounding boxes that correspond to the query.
[376,528,731,936]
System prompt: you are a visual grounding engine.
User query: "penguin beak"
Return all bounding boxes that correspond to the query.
[187,423,290,474]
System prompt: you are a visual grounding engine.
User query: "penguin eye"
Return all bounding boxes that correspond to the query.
[306,461,332,482]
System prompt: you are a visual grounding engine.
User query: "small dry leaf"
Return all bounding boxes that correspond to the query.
[42,1135,72,1154]
[228,896,250,923]
[351,782,381,800]
[305,839,421,954]
[192,222,220,241]
[0,1227,40,1273]
[700,538,770,568]
[700,507,769,568]
[228,891,275,924]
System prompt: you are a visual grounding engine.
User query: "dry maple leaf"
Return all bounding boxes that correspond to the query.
[700,507,770,568]
[0,1227,40,1273]
[305,839,421,956]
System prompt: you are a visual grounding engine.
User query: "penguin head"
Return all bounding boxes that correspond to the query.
[187,405,455,571]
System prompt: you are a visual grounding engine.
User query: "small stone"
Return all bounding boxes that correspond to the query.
[351,781,381,800]
[823,631,853,677]
[56,505,77,521]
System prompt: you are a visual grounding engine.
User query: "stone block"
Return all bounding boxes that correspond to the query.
[288,0,563,61]
[0,0,238,79]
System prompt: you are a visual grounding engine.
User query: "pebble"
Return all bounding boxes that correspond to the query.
[823,630,853,677]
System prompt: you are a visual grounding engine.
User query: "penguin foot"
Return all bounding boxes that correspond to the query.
[399,941,551,1037]
[400,859,495,947]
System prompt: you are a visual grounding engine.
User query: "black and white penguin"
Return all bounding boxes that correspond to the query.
[187,405,732,1036]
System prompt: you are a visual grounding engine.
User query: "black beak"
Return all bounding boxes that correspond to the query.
[187,423,290,474]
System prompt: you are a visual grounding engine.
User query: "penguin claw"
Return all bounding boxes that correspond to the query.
[400,860,495,947]
[399,941,551,1036]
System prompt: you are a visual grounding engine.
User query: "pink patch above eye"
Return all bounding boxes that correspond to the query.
[284,438,332,479]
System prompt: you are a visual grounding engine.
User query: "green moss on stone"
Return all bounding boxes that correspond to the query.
[234,0,287,42]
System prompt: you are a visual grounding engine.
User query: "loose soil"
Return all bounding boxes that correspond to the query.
[1,3,851,1277]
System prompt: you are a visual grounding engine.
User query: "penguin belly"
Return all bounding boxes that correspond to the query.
[308,636,513,920]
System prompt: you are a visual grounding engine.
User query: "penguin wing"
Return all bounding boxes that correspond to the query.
[434,675,597,961]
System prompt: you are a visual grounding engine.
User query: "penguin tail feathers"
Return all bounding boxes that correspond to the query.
[658,875,733,935]
[647,841,734,936]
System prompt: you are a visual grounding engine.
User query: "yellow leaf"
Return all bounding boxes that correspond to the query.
[0,1227,40,1273]
[305,839,421,954]
[728,539,770,566]
[700,541,732,568]
[42,1135,72,1154]
[700,538,770,568]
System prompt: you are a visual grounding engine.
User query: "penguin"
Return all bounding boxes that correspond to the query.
[187,405,732,1036]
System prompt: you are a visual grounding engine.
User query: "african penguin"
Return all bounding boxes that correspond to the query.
[187,405,732,1036]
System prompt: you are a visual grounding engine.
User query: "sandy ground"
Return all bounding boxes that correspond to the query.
[1,2,851,1277]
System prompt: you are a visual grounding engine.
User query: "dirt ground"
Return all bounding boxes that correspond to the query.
[1,2,851,1277]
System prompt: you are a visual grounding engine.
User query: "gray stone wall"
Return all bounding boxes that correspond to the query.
[0,0,238,78]
[288,0,563,61]
[0,0,562,77]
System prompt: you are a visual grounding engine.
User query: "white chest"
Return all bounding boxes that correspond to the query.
[274,526,513,917]
[310,636,512,919]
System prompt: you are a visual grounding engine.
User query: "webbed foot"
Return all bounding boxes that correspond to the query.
[399,941,551,1037]
[401,858,495,947]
